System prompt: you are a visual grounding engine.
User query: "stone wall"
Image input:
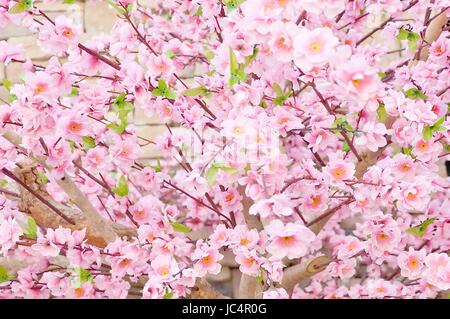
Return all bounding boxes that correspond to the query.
[0,0,166,161]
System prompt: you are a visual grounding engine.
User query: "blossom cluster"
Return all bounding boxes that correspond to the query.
[0,0,449,299]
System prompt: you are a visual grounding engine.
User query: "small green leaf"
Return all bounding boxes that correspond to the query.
[206,166,219,186]
[182,86,209,97]
[37,171,48,184]
[204,48,215,61]
[406,218,436,237]
[8,0,33,14]
[163,290,175,299]
[69,87,79,96]
[0,265,14,283]
[2,79,12,91]
[78,268,95,284]
[342,141,350,152]
[107,122,127,134]
[22,216,37,239]
[272,83,283,97]
[165,89,177,100]
[397,28,421,52]
[193,5,203,16]
[377,72,386,79]
[82,136,96,151]
[170,221,191,233]
[224,0,246,12]
[377,103,388,123]
[423,126,433,140]
[105,0,125,14]
[402,147,413,156]
[152,79,177,100]
[63,0,75,4]
[404,88,428,100]
[112,175,129,197]
[220,167,238,174]
[0,179,7,187]
[165,50,176,59]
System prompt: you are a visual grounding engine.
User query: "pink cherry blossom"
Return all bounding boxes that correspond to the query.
[265,220,315,259]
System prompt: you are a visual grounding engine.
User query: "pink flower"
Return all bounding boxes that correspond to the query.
[366,279,397,298]
[262,287,289,299]
[235,250,262,276]
[249,194,293,219]
[324,159,355,186]
[0,217,22,255]
[38,16,80,55]
[397,248,426,280]
[293,27,339,71]
[192,242,223,276]
[423,253,450,290]
[301,188,328,214]
[332,56,380,101]
[268,21,297,63]
[84,147,108,171]
[336,236,363,260]
[0,41,23,64]
[150,254,179,281]
[354,121,387,152]
[110,138,140,168]
[265,220,315,259]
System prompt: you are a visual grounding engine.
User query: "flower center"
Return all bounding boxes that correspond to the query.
[309,41,321,53]
[74,287,85,298]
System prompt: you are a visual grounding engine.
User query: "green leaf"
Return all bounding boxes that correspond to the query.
[220,167,238,174]
[204,48,215,61]
[63,0,75,4]
[402,147,413,156]
[82,136,96,151]
[8,94,17,103]
[244,47,259,67]
[423,116,447,140]
[165,50,176,59]
[112,175,129,197]
[423,126,433,140]
[0,179,7,187]
[396,28,409,41]
[182,86,209,97]
[224,0,246,12]
[342,141,350,152]
[22,216,37,239]
[377,103,388,123]
[170,221,191,233]
[272,83,283,97]
[77,268,95,284]
[150,159,161,173]
[406,218,436,237]
[165,89,177,100]
[332,116,354,133]
[206,166,219,186]
[377,72,386,79]
[0,265,14,283]
[152,79,177,100]
[107,122,127,134]
[37,171,48,184]
[194,5,203,16]
[69,87,79,96]
[2,79,12,91]
[404,88,428,100]
[228,47,246,88]
[8,0,33,14]
[163,290,175,299]
[397,28,421,52]
[105,0,125,14]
